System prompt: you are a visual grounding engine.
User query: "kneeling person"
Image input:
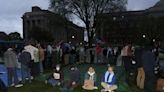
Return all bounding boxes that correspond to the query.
[101,66,117,92]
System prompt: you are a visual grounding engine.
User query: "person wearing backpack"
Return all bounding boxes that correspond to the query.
[18,49,32,83]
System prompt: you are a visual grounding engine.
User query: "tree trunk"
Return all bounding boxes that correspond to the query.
[86,20,93,47]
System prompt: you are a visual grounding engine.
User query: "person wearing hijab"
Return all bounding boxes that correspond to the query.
[101,66,117,92]
[45,65,64,86]
[82,67,98,90]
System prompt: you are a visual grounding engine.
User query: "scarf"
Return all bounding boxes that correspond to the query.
[105,71,114,83]
[88,72,95,80]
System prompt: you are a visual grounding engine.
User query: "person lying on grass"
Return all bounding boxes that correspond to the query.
[101,65,117,92]
[45,64,64,86]
[82,67,98,90]
[60,65,80,92]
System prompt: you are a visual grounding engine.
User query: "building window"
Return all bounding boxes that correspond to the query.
[26,20,30,26]
[32,20,35,26]
[37,20,41,25]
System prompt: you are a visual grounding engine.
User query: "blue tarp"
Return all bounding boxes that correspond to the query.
[0,64,24,87]
[0,64,8,86]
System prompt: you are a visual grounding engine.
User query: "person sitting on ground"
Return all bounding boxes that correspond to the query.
[82,67,98,90]
[60,65,80,92]
[45,64,64,86]
[101,65,117,92]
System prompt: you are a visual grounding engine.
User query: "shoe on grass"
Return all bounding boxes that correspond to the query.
[94,86,98,89]
[15,84,23,88]
[10,83,15,87]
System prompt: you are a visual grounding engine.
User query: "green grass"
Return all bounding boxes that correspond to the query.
[8,64,142,92]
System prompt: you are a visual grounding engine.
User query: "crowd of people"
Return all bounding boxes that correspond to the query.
[0,40,162,92]
[45,64,117,92]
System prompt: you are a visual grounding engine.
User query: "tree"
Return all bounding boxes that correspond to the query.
[8,32,22,41]
[0,32,9,41]
[49,0,127,46]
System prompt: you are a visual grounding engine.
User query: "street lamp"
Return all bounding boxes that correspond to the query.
[122,16,124,19]
[153,39,156,42]
[113,17,116,21]
[72,35,75,39]
[143,35,146,38]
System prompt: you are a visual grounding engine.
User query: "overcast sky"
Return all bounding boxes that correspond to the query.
[0,0,160,37]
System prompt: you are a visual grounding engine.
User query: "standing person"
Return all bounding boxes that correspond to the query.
[52,44,62,67]
[18,49,32,84]
[33,45,39,76]
[142,46,156,92]
[121,44,133,82]
[69,46,76,64]
[82,67,98,90]
[0,72,7,92]
[96,44,102,63]
[79,45,85,64]
[107,46,113,65]
[134,47,145,89]
[101,66,117,92]
[102,47,108,64]
[152,43,159,61]
[45,65,64,86]
[38,44,45,74]
[24,42,39,77]
[46,45,53,68]
[4,48,23,87]
[113,47,119,65]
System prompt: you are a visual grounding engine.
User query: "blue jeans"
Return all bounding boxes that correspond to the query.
[21,65,31,83]
[60,88,73,92]
[48,79,60,86]
[39,62,44,73]
[7,68,19,86]
[0,78,7,92]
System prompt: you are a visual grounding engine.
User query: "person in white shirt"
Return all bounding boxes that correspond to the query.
[24,43,39,77]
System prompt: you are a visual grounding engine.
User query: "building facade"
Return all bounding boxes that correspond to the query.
[96,0,164,44]
[22,6,84,44]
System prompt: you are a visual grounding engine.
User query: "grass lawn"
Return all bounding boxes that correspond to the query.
[8,64,142,92]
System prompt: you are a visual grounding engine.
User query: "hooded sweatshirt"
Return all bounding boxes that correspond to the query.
[4,48,17,68]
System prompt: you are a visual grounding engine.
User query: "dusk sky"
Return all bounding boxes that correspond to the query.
[0,0,160,37]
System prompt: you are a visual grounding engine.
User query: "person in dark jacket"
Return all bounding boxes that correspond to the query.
[45,65,64,86]
[4,48,23,87]
[18,49,32,83]
[60,65,80,92]
[142,47,156,92]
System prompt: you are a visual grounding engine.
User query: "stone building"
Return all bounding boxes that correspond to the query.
[22,6,84,44]
[96,0,164,44]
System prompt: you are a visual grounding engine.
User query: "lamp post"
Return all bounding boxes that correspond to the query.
[72,35,75,39]
[143,35,146,38]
